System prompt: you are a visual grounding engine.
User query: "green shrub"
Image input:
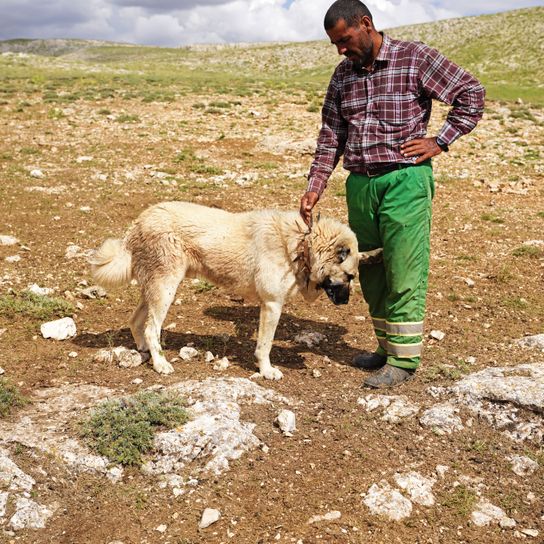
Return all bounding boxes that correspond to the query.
[0,379,28,417]
[0,291,74,320]
[80,391,189,466]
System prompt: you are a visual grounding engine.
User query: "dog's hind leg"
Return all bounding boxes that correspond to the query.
[255,300,284,380]
[129,296,150,361]
[142,272,183,374]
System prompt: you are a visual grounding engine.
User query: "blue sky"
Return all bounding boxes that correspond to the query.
[0,0,541,47]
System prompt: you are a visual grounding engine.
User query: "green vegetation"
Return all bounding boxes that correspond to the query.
[1,7,541,105]
[80,390,189,466]
[0,379,28,417]
[441,485,478,517]
[192,279,216,293]
[512,245,542,258]
[0,291,74,320]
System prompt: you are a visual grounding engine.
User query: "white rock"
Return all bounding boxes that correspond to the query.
[40,317,76,341]
[521,529,539,538]
[78,285,107,299]
[76,156,93,163]
[508,455,539,476]
[0,491,9,517]
[435,465,449,478]
[465,356,476,364]
[0,367,4,375]
[155,524,167,533]
[358,394,420,423]
[464,277,475,287]
[205,351,215,362]
[30,169,45,179]
[307,510,341,524]
[93,347,143,368]
[312,369,322,378]
[420,403,463,435]
[179,346,199,361]
[68,351,78,358]
[0,235,18,246]
[199,508,221,529]
[429,330,446,341]
[516,334,544,350]
[363,481,412,521]
[294,331,327,348]
[26,283,54,296]
[394,472,436,506]
[213,357,229,371]
[132,378,143,385]
[471,499,515,528]
[5,255,21,263]
[276,410,296,434]
[9,497,53,530]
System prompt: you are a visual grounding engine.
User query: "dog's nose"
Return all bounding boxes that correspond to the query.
[321,278,350,305]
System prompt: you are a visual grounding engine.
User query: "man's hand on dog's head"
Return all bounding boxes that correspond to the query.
[300,191,319,226]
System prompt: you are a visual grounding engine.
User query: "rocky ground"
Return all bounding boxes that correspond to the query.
[0,43,543,544]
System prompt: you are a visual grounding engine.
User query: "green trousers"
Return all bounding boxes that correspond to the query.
[346,162,434,370]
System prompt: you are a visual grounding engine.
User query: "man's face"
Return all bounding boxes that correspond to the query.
[326,16,373,70]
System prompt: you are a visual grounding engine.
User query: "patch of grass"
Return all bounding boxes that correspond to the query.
[97,108,111,115]
[480,212,504,223]
[512,245,541,258]
[80,390,189,466]
[441,485,478,517]
[0,379,28,417]
[115,113,140,123]
[0,291,74,320]
[502,296,529,310]
[192,279,216,293]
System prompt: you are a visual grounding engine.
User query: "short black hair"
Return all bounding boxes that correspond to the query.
[324,0,373,30]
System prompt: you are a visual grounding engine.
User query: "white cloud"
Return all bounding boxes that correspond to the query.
[0,0,540,46]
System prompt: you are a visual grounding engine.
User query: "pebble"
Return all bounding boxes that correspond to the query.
[0,235,18,246]
[205,351,215,362]
[26,284,54,296]
[276,409,296,435]
[429,330,446,341]
[179,346,199,361]
[155,524,167,533]
[0,367,4,375]
[30,169,45,179]
[307,510,341,524]
[40,317,77,341]
[5,255,21,263]
[213,357,229,371]
[132,378,143,385]
[199,508,221,529]
[521,529,539,538]
[68,352,78,358]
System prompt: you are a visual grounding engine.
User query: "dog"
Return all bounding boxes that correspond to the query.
[89,201,380,380]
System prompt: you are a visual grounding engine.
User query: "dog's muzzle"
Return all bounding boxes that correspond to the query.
[320,277,350,305]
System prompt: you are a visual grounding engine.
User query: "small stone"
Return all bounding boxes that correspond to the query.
[465,356,476,364]
[429,330,446,341]
[93,347,143,368]
[213,357,229,371]
[30,169,45,179]
[0,235,18,246]
[276,410,296,435]
[76,156,93,163]
[312,368,322,378]
[40,317,77,340]
[5,255,21,263]
[363,481,412,521]
[26,284,54,296]
[294,331,327,348]
[464,277,475,287]
[132,378,143,385]
[0,367,4,375]
[508,455,539,476]
[68,351,78,358]
[199,508,221,529]
[205,351,215,362]
[155,524,167,533]
[521,529,539,538]
[516,334,544,350]
[78,285,107,299]
[307,510,341,524]
[179,346,199,361]
[9,497,53,530]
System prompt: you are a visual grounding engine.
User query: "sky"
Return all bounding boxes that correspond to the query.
[0,0,541,47]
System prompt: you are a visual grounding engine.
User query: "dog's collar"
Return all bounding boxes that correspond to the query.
[294,213,318,287]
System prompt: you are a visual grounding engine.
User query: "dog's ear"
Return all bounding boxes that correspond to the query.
[358,248,383,265]
[337,246,351,263]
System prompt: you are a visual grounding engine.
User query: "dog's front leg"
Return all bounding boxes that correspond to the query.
[255,300,283,380]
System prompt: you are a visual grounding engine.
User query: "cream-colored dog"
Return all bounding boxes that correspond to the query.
[89,201,373,380]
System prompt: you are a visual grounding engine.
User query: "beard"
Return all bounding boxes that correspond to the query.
[347,43,373,71]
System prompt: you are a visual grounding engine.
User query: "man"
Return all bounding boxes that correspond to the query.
[300,0,485,388]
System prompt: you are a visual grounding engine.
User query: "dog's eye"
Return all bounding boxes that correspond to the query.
[337,247,350,263]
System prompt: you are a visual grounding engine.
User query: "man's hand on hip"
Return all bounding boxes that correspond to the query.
[300,191,319,225]
[400,137,442,163]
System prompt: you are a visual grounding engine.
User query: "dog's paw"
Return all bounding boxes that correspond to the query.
[153,359,175,375]
[261,367,283,381]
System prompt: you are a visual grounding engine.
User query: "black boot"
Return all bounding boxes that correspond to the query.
[363,364,415,388]
[352,351,387,370]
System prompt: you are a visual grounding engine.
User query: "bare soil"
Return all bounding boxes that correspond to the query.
[0,83,543,544]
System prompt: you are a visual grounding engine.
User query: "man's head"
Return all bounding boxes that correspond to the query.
[324,0,379,71]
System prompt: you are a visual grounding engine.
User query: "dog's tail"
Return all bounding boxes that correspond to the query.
[88,238,132,288]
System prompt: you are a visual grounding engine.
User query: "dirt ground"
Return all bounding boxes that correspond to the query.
[1,74,543,544]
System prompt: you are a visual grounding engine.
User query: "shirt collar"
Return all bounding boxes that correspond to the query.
[375,33,391,63]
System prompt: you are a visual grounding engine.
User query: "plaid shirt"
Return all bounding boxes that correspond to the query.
[307,34,485,195]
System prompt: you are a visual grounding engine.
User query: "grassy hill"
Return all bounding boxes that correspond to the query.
[0,7,542,104]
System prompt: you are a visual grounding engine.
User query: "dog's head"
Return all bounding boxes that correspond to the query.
[305,218,360,305]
